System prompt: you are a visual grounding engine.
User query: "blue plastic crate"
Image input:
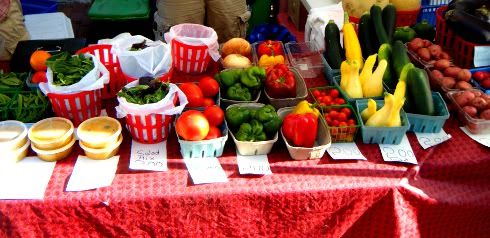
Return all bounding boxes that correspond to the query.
[333,76,385,104]
[20,0,57,15]
[356,99,410,145]
[406,92,449,133]
[421,0,449,6]
[469,67,490,95]
[321,54,340,85]
[417,5,441,26]
[177,121,229,159]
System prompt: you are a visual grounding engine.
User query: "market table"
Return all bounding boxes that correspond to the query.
[1,69,489,238]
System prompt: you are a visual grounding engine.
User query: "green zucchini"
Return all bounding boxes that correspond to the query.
[370,5,389,45]
[358,13,375,59]
[382,4,397,43]
[406,68,434,116]
[378,43,396,89]
[324,20,343,69]
[391,40,411,78]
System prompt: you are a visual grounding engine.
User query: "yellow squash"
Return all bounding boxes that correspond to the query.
[345,60,363,98]
[362,59,387,97]
[361,99,377,123]
[360,54,377,86]
[366,93,394,127]
[340,60,349,90]
[343,13,364,69]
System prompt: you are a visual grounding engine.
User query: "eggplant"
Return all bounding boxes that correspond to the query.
[447,9,490,43]
[447,0,489,12]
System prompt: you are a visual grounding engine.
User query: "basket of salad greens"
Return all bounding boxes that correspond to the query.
[116,76,188,144]
[39,51,109,126]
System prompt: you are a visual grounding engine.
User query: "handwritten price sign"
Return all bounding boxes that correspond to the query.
[326,143,366,160]
[379,135,418,164]
[236,154,272,175]
[129,141,168,171]
[415,130,452,149]
[183,157,228,184]
[460,127,490,147]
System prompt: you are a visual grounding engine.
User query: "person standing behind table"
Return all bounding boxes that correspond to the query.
[156,0,250,43]
[0,0,29,60]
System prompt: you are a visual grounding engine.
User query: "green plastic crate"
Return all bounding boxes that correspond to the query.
[88,0,150,20]
[406,92,449,133]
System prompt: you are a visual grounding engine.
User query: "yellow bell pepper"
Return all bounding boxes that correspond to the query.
[292,100,320,118]
[258,54,285,68]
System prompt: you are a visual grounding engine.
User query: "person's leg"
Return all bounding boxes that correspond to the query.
[156,0,205,36]
[0,0,29,60]
[206,0,250,43]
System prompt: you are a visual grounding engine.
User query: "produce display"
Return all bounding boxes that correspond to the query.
[215,67,264,101]
[118,77,170,105]
[265,64,296,98]
[256,40,285,68]
[176,106,226,141]
[407,38,451,66]
[226,104,282,142]
[45,52,94,86]
[339,54,386,99]
[323,105,359,142]
[427,62,473,91]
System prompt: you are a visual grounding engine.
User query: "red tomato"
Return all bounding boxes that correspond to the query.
[339,122,348,127]
[312,89,320,98]
[340,107,352,118]
[320,91,326,97]
[329,88,340,98]
[31,71,47,83]
[347,119,356,126]
[335,98,346,105]
[481,79,490,89]
[473,71,487,82]
[203,105,224,127]
[199,76,220,97]
[337,112,347,122]
[30,50,51,71]
[328,110,339,119]
[203,98,215,107]
[205,126,222,140]
[331,119,340,127]
[176,110,210,141]
[322,95,332,104]
[179,83,204,107]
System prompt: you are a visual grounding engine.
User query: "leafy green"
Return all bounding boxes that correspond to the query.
[45,52,94,86]
[118,78,169,104]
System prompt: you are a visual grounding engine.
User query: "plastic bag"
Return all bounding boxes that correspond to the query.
[39,53,109,95]
[164,23,220,61]
[110,33,172,79]
[116,81,188,118]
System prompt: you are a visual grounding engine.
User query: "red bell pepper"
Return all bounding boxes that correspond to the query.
[257,40,283,58]
[265,64,296,98]
[282,113,318,147]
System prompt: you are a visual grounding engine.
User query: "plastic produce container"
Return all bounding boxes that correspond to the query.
[0,120,28,152]
[406,92,449,133]
[356,99,410,145]
[251,40,288,67]
[177,121,229,159]
[321,105,361,143]
[226,103,278,156]
[469,67,490,95]
[20,0,58,15]
[321,55,340,85]
[447,89,490,134]
[277,107,331,160]
[332,76,385,104]
[285,41,324,78]
[265,67,307,109]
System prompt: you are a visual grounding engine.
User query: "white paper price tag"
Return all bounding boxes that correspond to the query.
[415,129,452,149]
[183,157,228,185]
[326,142,366,160]
[460,127,490,147]
[379,135,418,164]
[66,155,119,192]
[236,154,272,175]
[129,140,168,171]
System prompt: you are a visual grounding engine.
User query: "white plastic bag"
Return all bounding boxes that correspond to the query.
[305,3,345,50]
[110,33,172,79]
[39,53,109,95]
[164,23,220,61]
[116,81,188,118]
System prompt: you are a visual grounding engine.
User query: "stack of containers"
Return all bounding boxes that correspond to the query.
[77,117,123,160]
[28,117,76,161]
[1,121,31,162]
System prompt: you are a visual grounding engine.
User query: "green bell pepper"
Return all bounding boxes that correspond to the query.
[393,27,416,43]
[254,104,276,122]
[217,69,241,88]
[240,66,265,89]
[263,116,282,136]
[226,83,252,101]
[412,20,436,41]
[235,119,267,141]
[225,106,251,129]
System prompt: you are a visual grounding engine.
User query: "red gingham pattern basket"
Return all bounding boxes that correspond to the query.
[124,95,178,144]
[47,89,103,126]
[171,39,211,74]
[76,45,125,99]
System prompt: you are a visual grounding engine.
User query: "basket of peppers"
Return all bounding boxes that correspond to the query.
[252,40,288,68]
[225,103,282,156]
[277,100,331,160]
[264,64,308,109]
[215,66,265,108]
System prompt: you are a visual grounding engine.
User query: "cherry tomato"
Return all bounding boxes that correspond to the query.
[328,110,339,119]
[340,107,352,118]
[331,119,340,127]
[322,95,332,104]
[329,88,340,98]
[320,91,326,97]
[203,98,215,107]
[205,126,222,140]
[176,110,209,141]
[335,98,346,105]
[337,112,347,122]
[31,71,47,83]
[203,105,224,127]
[339,122,348,127]
[473,71,487,82]
[347,119,356,126]
[199,76,220,97]
[179,83,204,107]
[312,89,320,98]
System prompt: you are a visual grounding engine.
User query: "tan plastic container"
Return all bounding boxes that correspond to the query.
[265,67,308,109]
[77,116,122,149]
[28,117,74,150]
[31,136,76,162]
[5,140,30,163]
[0,120,28,151]
[277,107,331,160]
[79,135,123,160]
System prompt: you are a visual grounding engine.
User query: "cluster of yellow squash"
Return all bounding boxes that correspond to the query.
[339,55,387,99]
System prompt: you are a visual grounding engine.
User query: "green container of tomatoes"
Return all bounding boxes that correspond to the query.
[321,104,361,143]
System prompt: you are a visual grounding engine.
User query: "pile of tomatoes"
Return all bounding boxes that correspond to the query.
[176,105,225,141]
[323,106,358,142]
[30,50,51,83]
[310,88,346,107]
[178,76,220,107]
[472,70,490,89]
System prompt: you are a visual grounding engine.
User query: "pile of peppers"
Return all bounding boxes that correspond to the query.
[282,100,320,147]
[215,66,265,101]
[226,104,282,142]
